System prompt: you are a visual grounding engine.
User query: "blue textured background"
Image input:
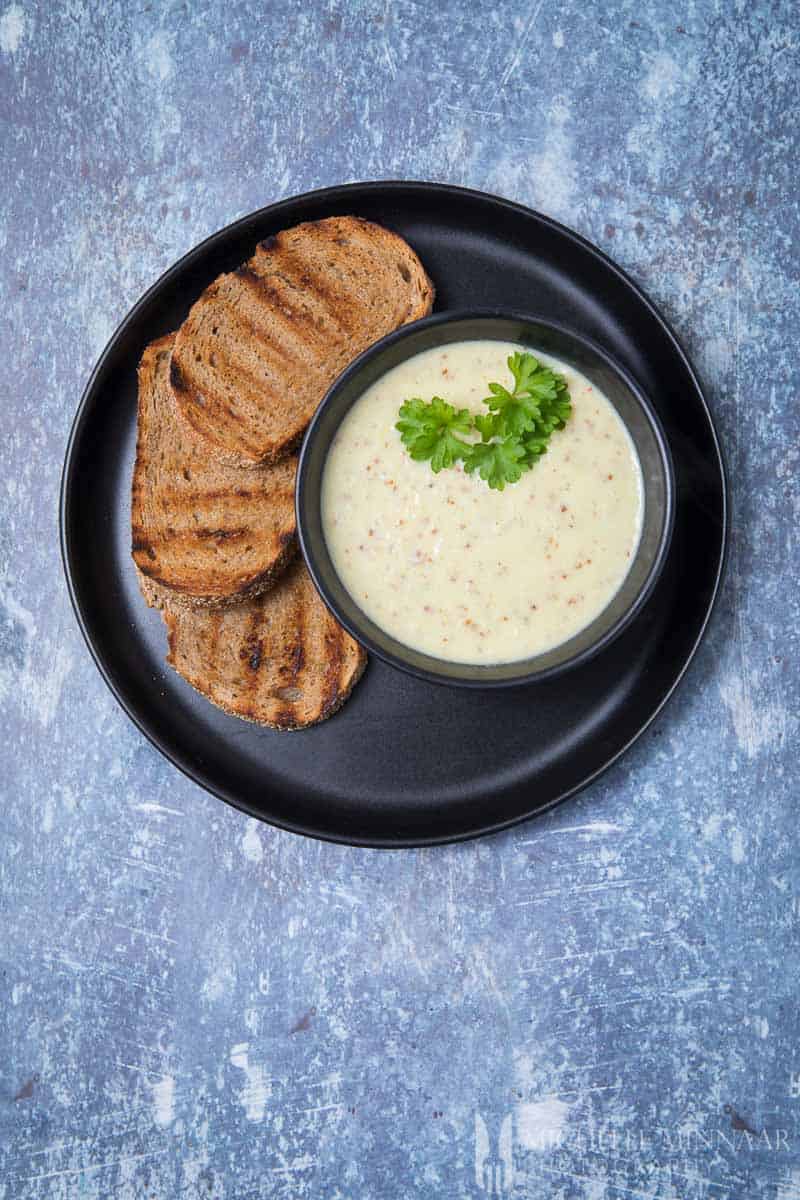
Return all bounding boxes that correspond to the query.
[1,1,798,1196]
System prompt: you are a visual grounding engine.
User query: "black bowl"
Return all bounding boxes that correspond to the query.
[296,311,675,688]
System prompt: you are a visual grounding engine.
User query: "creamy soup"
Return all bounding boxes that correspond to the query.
[321,340,643,664]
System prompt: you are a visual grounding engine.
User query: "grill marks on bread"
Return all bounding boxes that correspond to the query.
[144,560,367,730]
[131,334,297,606]
[170,216,435,466]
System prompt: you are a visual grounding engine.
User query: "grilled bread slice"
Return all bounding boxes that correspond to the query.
[169,216,435,466]
[131,334,297,607]
[140,560,367,730]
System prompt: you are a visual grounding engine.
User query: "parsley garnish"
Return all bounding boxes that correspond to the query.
[395,352,572,490]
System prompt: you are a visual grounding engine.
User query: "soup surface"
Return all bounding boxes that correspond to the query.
[321,340,643,664]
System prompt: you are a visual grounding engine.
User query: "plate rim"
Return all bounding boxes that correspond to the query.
[59,179,729,848]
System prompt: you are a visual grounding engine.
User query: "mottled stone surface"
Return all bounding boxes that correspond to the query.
[1,1,798,1196]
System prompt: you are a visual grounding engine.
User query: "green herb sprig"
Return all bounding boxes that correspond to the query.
[395,352,572,491]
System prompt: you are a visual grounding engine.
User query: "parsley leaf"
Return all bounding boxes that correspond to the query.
[482,351,571,439]
[482,380,539,439]
[474,411,500,442]
[518,429,550,468]
[396,397,474,473]
[463,436,526,491]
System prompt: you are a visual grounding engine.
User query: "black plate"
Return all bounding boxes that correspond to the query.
[60,182,727,847]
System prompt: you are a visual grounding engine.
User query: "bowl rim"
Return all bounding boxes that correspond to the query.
[296,308,676,689]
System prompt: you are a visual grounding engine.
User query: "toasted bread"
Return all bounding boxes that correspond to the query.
[140,560,367,730]
[131,334,297,607]
[169,216,435,466]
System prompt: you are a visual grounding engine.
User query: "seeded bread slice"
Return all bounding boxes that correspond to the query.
[131,334,297,607]
[169,216,435,466]
[139,560,367,730]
